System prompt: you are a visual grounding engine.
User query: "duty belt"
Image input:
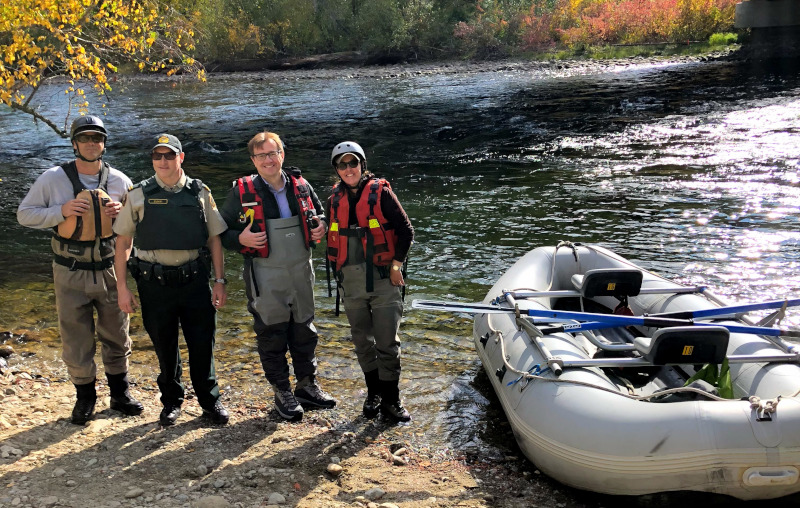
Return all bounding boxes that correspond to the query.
[53,254,113,271]
[129,257,205,287]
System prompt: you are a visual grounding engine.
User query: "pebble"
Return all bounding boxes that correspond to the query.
[378,503,399,508]
[266,492,286,504]
[39,496,59,507]
[326,463,343,476]
[365,487,386,501]
[124,487,144,499]
[196,465,209,476]
[194,495,231,508]
[0,345,13,357]
[213,479,226,488]
[392,455,407,466]
[53,468,66,477]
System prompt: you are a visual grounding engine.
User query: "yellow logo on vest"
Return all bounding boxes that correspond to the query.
[606,282,616,291]
[369,218,380,229]
[148,198,169,205]
[682,345,694,356]
[158,135,170,144]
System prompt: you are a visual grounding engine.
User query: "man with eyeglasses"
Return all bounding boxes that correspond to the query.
[18,115,144,425]
[113,133,230,427]
[219,131,334,422]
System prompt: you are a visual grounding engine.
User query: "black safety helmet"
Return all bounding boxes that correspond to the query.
[70,115,107,162]
[70,115,108,141]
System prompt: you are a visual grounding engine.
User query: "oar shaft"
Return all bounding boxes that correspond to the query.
[652,298,800,320]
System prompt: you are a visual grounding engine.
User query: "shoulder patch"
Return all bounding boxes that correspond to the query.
[209,193,218,210]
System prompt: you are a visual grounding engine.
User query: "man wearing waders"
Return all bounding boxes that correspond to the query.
[220,131,334,422]
[325,141,414,422]
[114,133,230,427]
[17,115,143,425]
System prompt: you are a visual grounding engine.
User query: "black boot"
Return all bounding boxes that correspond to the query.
[362,369,381,419]
[380,379,411,423]
[72,380,97,425]
[106,372,144,416]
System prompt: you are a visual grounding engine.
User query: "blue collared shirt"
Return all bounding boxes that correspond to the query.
[261,174,292,218]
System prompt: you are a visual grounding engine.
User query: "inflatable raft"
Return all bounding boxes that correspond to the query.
[416,243,800,500]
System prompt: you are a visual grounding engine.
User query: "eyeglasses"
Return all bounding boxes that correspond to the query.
[74,134,105,144]
[335,160,360,170]
[252,150,283,161]
[151,151,178,161]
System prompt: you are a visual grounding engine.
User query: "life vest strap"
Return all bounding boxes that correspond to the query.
[53,254,113,271]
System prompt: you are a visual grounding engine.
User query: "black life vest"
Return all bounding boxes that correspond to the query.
[53,161,114,245]
[134,176,209,251]
[327,178,397,272]
[235,173,315,258]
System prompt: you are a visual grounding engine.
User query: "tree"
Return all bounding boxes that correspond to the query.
[0,0,204,137]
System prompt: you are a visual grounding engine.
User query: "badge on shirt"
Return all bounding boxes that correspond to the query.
[148,199,168,205]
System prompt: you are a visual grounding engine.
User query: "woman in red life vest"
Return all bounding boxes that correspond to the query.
[326,141,414,422]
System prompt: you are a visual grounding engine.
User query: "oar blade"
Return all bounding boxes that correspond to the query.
[410,300,514,314]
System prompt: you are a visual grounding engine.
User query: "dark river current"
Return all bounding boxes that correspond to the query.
[1,56,799,502]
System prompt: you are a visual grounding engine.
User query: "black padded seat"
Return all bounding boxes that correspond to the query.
[571,268,643,298]
[633,326,729,365]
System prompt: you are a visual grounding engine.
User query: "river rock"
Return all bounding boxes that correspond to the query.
[266,492,286,504]
[38,496,59,507]
[52,468,66,477]
[194,495,231,508]
[124,487,144,499]
[0,345,12,357]
[326,463,343,476]
[365,487,385,501]
[392,455,407,466]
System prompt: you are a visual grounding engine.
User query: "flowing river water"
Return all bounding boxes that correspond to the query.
[1,56,800,488]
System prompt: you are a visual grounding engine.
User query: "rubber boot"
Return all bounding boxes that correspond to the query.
[72,380,97,425]
[379,379,411,422]
[106,372,144,416]
[362,369,381,418]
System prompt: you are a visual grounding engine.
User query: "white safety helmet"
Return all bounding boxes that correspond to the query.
[331,141,367,171]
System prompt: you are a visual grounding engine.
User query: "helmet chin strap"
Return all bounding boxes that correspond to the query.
[73,146,106,163]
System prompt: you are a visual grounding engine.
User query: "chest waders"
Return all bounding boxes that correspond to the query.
[248,216,314,326]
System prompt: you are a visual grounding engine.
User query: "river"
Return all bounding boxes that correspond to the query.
[1,55,799,481]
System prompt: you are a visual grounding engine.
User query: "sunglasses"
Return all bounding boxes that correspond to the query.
[335,160,360,170]
[151,151,178,161]
[74,134,105,143]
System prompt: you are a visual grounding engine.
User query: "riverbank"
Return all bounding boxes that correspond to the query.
[0,365,593,508]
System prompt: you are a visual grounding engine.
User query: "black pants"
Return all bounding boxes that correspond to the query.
[253,314,318,390]
[137,275,219,410]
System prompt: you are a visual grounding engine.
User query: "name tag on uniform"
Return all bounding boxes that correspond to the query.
[148,199,169,205]
[241,202,258,207]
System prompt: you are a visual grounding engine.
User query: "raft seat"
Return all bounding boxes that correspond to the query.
[571,268,643,298]
[633,326,729,365]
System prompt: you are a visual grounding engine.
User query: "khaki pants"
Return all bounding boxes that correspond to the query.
[340,263,403,381]
[53,263,131,385]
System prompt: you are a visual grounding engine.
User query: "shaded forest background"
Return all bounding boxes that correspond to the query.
[180,0,738,65]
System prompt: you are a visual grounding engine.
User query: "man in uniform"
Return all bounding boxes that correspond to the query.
[219,131,334,422]
[114,133,230,426]
[18,115,144,425]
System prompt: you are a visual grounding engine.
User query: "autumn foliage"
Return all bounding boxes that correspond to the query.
[0,0,204,136]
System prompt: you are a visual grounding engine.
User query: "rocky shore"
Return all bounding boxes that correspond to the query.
[0,364,595,508]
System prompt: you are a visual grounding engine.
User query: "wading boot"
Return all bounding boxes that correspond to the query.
[294,376,336,410]
[106,372,144,416]
[380,379,411,423]
[274,385,304,422]
[362,369,381,419]
[71,380,97,425]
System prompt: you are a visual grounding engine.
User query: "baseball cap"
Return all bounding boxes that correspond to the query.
[152,133,182,153]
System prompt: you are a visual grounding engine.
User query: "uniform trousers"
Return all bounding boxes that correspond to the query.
[340,263,403,381]
[136,273,220,410]
[53,262,131,385]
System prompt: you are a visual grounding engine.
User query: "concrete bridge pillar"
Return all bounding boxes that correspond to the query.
[735,0,800,28]
[735,0,800,57]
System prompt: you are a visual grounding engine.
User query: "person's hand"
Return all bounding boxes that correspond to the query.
[389,264,405,287]
[118,285,139,314]
[61,198,90,218]
[239,222,267,249]
[104,200,122,218]
[212,282,227,309]
[310,218,326,242]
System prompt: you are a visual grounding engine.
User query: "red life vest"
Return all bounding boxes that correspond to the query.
[236,174,315,258]
[327,178,397,271]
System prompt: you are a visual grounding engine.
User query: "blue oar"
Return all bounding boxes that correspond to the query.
[650,298,800,320]
[410,300,800,338]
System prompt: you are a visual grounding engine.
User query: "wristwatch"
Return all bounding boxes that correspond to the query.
[391,265,401,271]
[214,278,228,285]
